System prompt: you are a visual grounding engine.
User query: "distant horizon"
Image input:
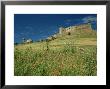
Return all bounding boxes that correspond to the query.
[14,14,97,43]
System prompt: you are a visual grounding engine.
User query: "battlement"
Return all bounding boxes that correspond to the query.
[59,23,92,35]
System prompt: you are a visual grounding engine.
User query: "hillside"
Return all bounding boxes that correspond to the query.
[15,28,96,51]
[14,27,97,76]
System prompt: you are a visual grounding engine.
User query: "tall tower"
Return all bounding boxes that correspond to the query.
[59,27,64,34]
[87,23,92,30]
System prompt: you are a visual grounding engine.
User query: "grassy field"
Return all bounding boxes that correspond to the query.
[14,29,97,76]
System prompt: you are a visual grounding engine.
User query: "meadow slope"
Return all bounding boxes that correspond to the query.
[14,29,97,76]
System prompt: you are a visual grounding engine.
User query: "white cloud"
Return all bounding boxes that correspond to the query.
[82,16,97,23]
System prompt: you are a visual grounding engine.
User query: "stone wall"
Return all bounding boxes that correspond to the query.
[59,23,92,34]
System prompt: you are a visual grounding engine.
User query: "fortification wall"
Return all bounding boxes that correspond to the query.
[75,23,92,30]
[59,23,92,34]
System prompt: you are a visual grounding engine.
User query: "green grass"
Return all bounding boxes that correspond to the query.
[14,42,97,76]
[14,29,97,76]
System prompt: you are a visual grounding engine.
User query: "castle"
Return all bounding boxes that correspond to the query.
[46,23,92,41]
[59,23,92,35]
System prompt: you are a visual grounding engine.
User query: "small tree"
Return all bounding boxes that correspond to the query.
[68,32,71,35]
[14,42,18,45]
[46,39,50,51]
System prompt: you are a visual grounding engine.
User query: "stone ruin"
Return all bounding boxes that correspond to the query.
[22,38,33,44]
[59,23,92,35]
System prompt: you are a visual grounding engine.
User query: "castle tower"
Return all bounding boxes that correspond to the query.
[59,27,64,34]
[87,23,92,30]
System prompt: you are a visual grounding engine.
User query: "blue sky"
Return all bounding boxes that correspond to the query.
[14,14,97,43]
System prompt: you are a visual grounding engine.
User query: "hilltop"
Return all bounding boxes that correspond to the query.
[58,23,96,37]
